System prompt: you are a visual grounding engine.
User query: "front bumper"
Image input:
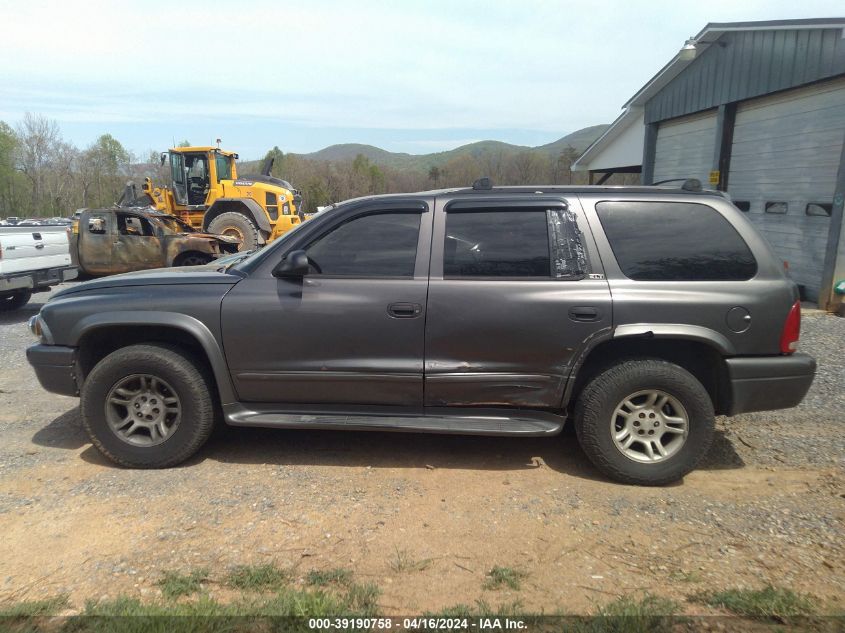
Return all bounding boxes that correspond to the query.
[26,344,79,397]
[724,353,816,415]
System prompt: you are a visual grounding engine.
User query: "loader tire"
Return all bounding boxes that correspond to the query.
[207,212,263,251]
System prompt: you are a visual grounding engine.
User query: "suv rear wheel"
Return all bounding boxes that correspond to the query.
[80,344,216,468]
[574,359,714,486]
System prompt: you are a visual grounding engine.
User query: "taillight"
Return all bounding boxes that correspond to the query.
[780,300,801,354]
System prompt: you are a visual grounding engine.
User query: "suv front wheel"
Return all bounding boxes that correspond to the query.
[574,359,715,486]
[80,344,216,468]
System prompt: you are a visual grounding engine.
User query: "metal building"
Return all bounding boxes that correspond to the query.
[573,18,845,309]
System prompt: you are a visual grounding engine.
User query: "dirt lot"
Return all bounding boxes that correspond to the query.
[0,283,843,615]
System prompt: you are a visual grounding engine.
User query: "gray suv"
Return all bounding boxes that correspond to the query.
[26,183,816,485]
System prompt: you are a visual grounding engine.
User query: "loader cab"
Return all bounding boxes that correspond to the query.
[168,151,210,208]
[167,148,237,209]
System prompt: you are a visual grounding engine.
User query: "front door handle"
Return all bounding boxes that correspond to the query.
[569,306,601,322]
[388,302,422,318]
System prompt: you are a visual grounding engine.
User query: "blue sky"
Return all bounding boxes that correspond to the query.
[1,0,843,159]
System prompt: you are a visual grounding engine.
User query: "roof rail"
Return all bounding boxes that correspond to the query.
[652,178,703,192]
[472,177,493,191]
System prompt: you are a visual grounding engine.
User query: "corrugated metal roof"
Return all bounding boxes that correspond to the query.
[646,27,845,123]
[572,17,845,172]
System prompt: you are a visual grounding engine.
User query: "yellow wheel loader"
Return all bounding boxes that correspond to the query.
[135,147,303,251]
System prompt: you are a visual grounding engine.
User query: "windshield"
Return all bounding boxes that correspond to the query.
[153,214,195,234]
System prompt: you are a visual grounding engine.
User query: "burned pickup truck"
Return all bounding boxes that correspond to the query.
[72,208,241,276]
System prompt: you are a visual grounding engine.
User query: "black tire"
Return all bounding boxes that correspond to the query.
[207,212,262,251]
[574,359,714,486]
[0,290,32,311]
[80,344,216,468]
[174,252,213,267]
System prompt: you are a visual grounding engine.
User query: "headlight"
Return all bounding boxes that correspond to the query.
[28,315,42,339]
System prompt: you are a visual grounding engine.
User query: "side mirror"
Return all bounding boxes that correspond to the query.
[160,152,167,166]
[272,250,309,278]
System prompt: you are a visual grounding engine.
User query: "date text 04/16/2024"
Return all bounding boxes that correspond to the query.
[307,618,528,630]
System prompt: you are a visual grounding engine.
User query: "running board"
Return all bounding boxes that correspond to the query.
[223,404,565,436]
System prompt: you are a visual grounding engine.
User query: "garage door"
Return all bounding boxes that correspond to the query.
[652,110,718,186]
[728,76,845,301]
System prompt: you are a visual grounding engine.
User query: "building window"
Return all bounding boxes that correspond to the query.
[765,202,788,215]
[734,201,751,212]
[805,203,832,217]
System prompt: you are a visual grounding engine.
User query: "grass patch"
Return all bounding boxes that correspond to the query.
[482,566,527,591]
[74,582,380,627]
[0,594,69,617]
[346,582,381,615]
[388,548,432,573]
[306,568,353,587]
[692,585,817,618]
[568,594,679,633]
[156,569,209,600]
[226,563,288,592]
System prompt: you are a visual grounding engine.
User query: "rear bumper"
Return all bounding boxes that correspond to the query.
[0,266,77,294]
[26,344,79,397]
[724,353,816,415]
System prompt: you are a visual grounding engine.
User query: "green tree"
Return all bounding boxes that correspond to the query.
[555,145,580,185]
[0,121,19,214]
[263,146,285,176]
[427,165,441,187]
[80,134,130,207]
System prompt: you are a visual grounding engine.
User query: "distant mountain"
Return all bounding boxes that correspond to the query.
[304,143,408,164]
[534,124,610,155]
[292,124,609,171]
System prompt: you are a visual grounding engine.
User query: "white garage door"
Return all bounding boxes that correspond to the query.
[653,110,718,186]
[728,76,845,301]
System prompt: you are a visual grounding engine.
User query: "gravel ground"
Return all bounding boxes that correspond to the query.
[0,283,842,614]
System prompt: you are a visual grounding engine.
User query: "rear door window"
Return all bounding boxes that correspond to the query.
[444,208,587,279]
[595,201,757,281]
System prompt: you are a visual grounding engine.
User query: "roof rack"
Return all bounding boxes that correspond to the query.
[652,178,702,192]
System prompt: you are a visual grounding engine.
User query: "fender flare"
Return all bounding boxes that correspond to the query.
[70,311,236,404]
[203,198,271,234]
[561,323,733,408]
[612,323,735,355]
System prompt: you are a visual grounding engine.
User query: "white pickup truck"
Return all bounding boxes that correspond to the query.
[0,226,78,311]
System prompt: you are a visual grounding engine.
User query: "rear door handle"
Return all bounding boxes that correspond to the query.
[569,306,601,322]
[388,302,422,318]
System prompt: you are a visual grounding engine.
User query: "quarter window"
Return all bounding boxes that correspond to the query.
[305,211,421,277]
[595,201,757,281]
[765,201,788,214]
